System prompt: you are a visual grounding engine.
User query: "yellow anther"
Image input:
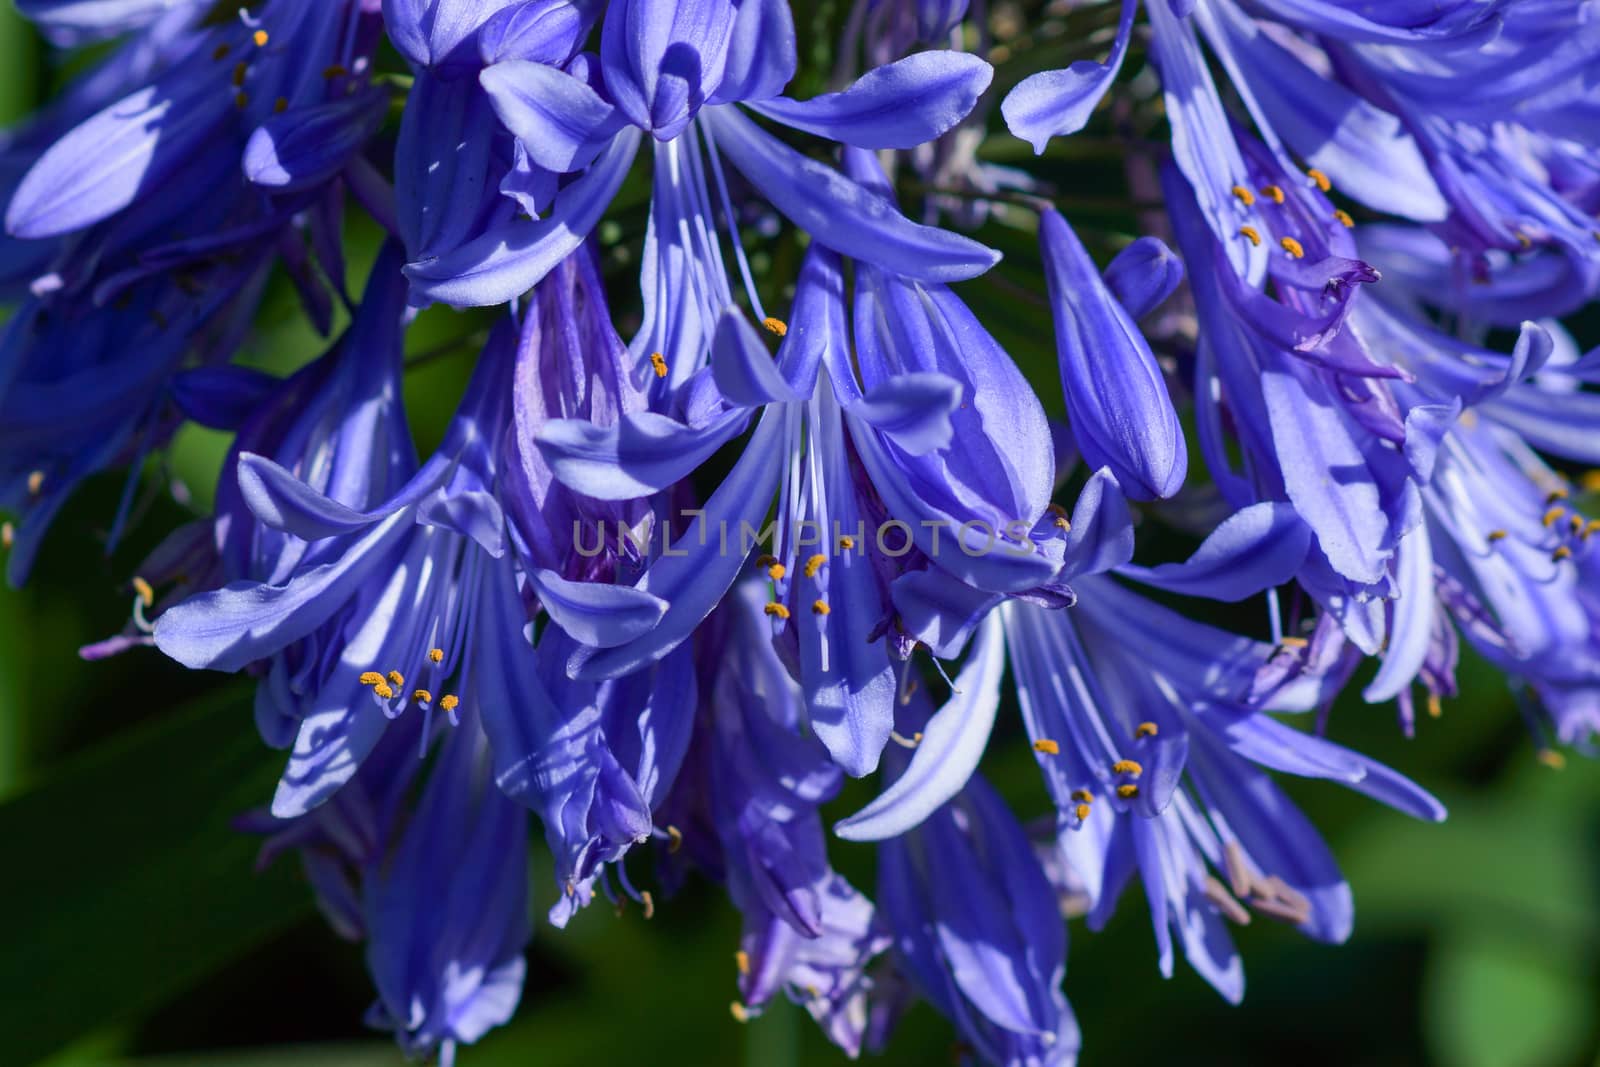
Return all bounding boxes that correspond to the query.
[735,950,751,975]
[1546,488,1570,504]
[1552,545,1573,562]
[232,61,248,86]
[837,535,856,551]
[1074,803,1091,821]
[1537,748,1566,770]
[1070,789,1093,803]
[1048,503,1072,531]
[1280,236,1305,259]
[359,671,385,686]
[1585,520,1600,539]
[373,682,394,700]
[1333,209,1354,228]
[1542,506,1565,527]
[640,890,655,920]
[1580,470,1600,493]
[756,554,778,568]
[273,96,288,113]
[323,64,348,79]
[1515,230,1533,250]
[1238,225,1262,247]
[1570,515,1585,535]
[811,599,830,616]
[1230,185,1256,206]
[1112,759,1143,777]
[730,1002,750,1023]
[1,522,12,550]
[429,647,445,663]
[761,316,788,337]
[212,43,231,61]
[1306,168,1331,192]
[387,670,404,687]
[649,352,668,378]
[1260,184,1285,204]
[1486,529,1509,544]
[1033,738,1060,755]
[804,553,827,578]
[667,824,683,853]
[767,562,786,580]
[413,689,433,704]
[1277,635,1309,650]
[1134,721,1159,739]
[252,29,269,46]
[1427,692,1442,719]
[27,470,44,495]
[234,91,249,109]
[764,602,790,619]
[1116,783,1140,799]
[131,576,155,608]
[439,694,460,711]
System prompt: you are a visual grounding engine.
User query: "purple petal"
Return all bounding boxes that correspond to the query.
[244,88,389,192]
[539,406,750,499]
[1000,0,1135,152]
[1117,502,1311,601]
[845,373,962,456]
[709,0,796,104]
[753,51,992,150]
[1103,236,1185,321]
[480,60,622,173]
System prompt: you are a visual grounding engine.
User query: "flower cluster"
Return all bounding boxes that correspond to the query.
[5,0,1598,1064]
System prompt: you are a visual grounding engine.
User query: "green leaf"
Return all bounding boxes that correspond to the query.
[0,690,313,1066]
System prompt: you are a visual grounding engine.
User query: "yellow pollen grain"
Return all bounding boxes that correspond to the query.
[1230,184,1256,206]
[1278,635,1309,649]
[252,29,269,46]
[27,470,44,495]
[132,576,155,608]
[1238,225,1262,247]
[1280,236,1305,259]
[767,562,786,580]
[232,61,248,86]
[1537,748,1567,770]
[764,602,790,619]
[1306,168,1331,192]
[1135,721,1159,739]
[1054,516,1072,532]
[1515,231,1533,250]
[273,96,288,113]
[413,689,433,704]
[1033,738,1060,755]
[1070,789,1093,803]
[837,535,856,551]
[1486,529,1509,544]
[1116,784,1139,799]
[1333,209,1354,228]
[429,647,444,663]
[373,682,394,700]
[804,553,827,578]
[649,352,668,378]
[730,1002,750,1024]
[212,43,231,61]
[667,824,683,853]
[1427,692,1442,719]
[387,670,404,686]
[323,64,348,79]
[439,694,460,711]
[1112,759,1143,777]
[1260,185,1285,204]
[811,599,830,616]
[1542,506,1565,527]
[1075,803,1091,821]
[1552,545,1573,562]
[359,671,385,686]
[762,316,788,337]
[735,950,751,975]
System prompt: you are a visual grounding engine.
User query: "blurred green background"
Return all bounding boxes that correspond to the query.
[2,3,1598,1066]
